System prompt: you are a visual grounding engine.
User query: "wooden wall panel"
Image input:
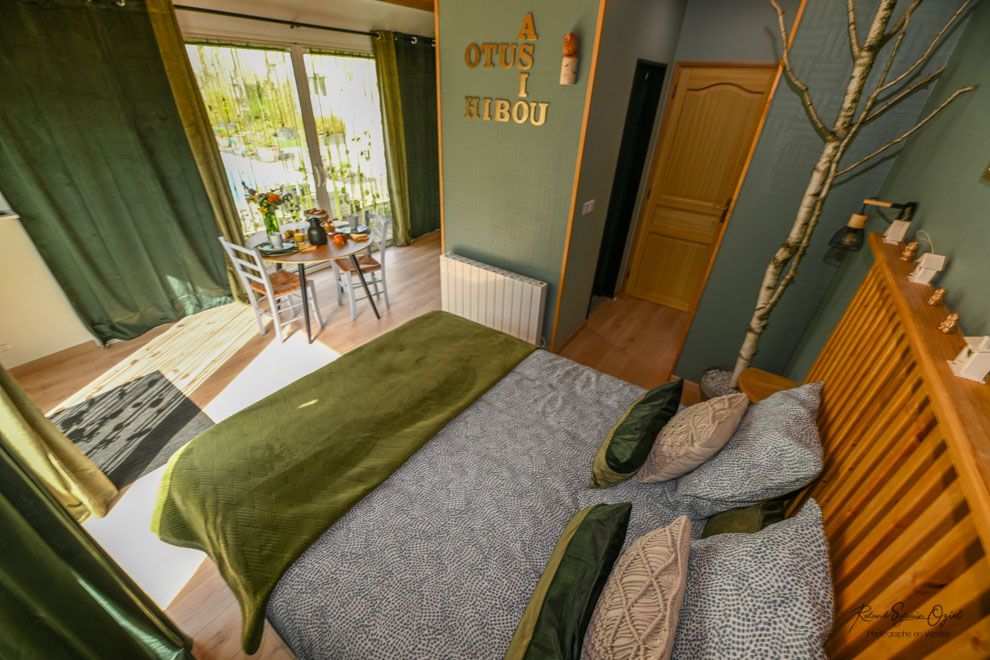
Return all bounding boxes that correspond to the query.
[803,234,990,658]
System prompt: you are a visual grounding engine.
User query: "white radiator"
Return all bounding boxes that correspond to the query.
[440,253,548,346]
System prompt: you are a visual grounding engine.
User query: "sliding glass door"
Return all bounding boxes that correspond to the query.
[185,42,390,236]
[305,52,390,221]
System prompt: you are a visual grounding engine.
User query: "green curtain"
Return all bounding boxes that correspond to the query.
[147,0,247,304]
[0,364,117,521]
[0,0,232,343]
[0,430,192,659]
[373,31,441,246]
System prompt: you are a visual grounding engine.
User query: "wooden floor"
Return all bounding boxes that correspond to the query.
[558,296,699,404]
[11,231,696,659]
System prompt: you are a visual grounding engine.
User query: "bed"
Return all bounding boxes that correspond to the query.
[153,234,990,658]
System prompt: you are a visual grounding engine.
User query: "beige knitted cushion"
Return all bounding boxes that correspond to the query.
[585,516,691,660]
[634,393,749,483]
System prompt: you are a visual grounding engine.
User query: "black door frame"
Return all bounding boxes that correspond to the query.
[591,59,667,300]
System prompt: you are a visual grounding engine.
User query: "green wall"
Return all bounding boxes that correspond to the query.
[674,0,969,381]
[555,0,685,346]
[438,0,599,346]
[786,0,990,380]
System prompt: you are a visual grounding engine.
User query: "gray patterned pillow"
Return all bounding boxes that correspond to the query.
[666,383,823,519]
[671,500,833,659]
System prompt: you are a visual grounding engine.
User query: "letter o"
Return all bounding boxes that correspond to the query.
[464,43,481,68]
[512,100,530,124]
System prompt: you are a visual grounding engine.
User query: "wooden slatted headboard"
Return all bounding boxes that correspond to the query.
[800,233,990,658]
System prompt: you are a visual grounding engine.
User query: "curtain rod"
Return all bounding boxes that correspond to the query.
[173,5,375,37]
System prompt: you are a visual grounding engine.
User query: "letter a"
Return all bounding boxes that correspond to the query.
[518,13,538,40]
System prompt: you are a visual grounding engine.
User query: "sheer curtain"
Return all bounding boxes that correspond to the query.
[148,0,248,302]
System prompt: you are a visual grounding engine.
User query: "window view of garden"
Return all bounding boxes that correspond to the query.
[185,43,390,236]
[305,51,391,223]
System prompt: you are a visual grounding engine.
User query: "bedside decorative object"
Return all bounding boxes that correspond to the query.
[926,287,946,307]
[559,33,578,85]
[828,213,868,251]
[908,253,946,285]
[899,241,919,261]
[883,220,911,245]
[824,199,916,265]
[938,312,960,334]
[948,336,990,383]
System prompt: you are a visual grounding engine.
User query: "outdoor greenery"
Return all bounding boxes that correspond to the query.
[186,43,391,235]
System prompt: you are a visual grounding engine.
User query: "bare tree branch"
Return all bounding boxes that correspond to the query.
[731,0,976,387]
[771,0,836,141]
[866,66,946,122]
[846,0,861,58]
[840,2,922,149]
[880,0,973,93]
[881,0,923,43]
[765,138,853,314]
[876,4,915,88]
[836,85,975,176]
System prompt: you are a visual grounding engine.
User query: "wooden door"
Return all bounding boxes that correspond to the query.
[625,64,775,311]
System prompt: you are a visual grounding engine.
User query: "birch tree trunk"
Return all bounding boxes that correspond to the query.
[728,0,974,387]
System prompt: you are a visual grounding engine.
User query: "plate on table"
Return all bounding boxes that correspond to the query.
[258,243,299,256]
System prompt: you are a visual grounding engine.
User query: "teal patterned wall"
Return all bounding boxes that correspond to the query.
[438,0,599,346]
[786,0,990,381]
[675,0,970,381]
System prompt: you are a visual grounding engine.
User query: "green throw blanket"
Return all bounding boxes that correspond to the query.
[151,311,535,653]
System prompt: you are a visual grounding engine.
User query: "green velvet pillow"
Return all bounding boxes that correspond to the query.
[505,502,632,660]
[701,496,790,538]
[589,379,683,488]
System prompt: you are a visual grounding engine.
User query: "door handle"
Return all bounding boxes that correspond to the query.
[718,198,732,224]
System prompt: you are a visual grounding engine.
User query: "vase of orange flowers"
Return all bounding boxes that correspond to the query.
[245,185,295,248]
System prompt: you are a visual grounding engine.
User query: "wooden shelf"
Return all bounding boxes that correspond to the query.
[868,233,990,540]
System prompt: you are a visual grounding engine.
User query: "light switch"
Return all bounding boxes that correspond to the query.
[582,199,595,215]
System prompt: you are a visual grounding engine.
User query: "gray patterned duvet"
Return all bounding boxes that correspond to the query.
[267,350,691,659]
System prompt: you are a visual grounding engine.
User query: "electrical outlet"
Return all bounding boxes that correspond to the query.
[0,343,11,354]
[581,199,595,215]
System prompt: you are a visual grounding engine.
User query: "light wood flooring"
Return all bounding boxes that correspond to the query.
[557,295,699,404]
[11,230,694,659]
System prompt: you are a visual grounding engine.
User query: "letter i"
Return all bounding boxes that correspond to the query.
[518,72,529,98]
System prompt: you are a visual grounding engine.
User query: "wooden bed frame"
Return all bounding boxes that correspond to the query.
[750,234,990,657]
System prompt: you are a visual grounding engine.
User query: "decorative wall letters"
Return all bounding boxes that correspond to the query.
[463,13,551,127]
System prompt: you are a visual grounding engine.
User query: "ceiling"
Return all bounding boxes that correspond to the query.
[174,0,435,37]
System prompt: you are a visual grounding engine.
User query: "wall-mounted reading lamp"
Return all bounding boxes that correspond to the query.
[824,198,917,265]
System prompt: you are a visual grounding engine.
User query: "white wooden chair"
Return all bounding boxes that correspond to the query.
[218,236,324,343]
[332,212,391,320]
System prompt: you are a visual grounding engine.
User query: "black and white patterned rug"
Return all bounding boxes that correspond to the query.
[49,371,213,489]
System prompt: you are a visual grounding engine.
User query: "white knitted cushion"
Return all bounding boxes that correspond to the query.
[585,516,691,660]
[635,393,749,483]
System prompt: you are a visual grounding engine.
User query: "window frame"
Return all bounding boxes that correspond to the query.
[182,31,385,237]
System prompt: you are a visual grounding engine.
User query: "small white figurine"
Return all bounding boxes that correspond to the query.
[908,253,946,285]
[560,34,578,85]
[948,336,990,383]
[883,219,911,245]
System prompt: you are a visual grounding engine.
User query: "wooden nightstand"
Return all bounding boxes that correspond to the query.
[737,367,797,403]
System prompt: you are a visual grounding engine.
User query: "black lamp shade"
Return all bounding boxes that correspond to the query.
[828,212,868,252]
[827,225,864,251]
